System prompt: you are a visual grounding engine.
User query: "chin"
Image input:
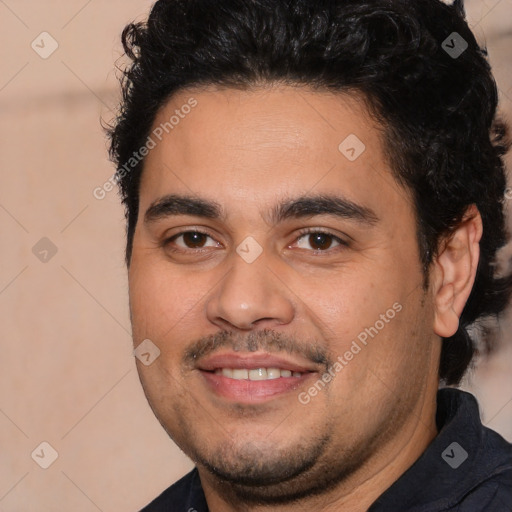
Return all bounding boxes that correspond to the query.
[195,436,366,506]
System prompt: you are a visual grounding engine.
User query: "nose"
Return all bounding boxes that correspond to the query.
[205,250,295,331]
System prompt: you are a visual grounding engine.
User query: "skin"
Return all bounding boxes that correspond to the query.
[128,85,482,511]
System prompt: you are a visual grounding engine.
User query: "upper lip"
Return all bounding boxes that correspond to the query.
[196,352,319,373]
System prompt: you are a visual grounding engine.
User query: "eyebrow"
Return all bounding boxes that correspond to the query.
[144,193,379,226]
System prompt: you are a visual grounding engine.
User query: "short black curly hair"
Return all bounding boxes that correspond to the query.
[107,0,512,385]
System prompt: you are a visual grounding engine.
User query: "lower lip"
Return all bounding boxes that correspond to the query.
[199,370,315,403]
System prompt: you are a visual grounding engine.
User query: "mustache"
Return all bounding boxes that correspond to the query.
[183,328,332,370]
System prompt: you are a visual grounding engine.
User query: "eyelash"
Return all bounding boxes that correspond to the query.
[163,228,349,254]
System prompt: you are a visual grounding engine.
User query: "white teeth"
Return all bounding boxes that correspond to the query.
[215,367,302,380]
[267,368,281,380]
[249,368,267,380]
[232,369,249,380]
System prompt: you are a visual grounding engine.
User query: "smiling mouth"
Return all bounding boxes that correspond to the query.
[194,351,321,402]
[213,367,303,380]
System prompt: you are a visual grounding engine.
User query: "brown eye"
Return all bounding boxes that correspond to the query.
[307,233,334,250]
[295,230,346,252]
[181,232,208,248]
[166,231,220,251]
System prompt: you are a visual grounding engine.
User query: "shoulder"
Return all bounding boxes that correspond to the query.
[440,389,512,511]
[369,389,512,512]
[455,469,512,511]
[139,468,207,512]
[458,424,512,510]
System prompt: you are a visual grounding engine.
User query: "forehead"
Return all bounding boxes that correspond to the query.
[138,85,410,221]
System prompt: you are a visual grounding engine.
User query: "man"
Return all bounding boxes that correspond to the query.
[107,0,512,510]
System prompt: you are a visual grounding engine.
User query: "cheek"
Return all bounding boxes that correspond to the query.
[128,257,217,361]
[129,264,169,339]
[298,267,400,343]
[128,257,187,341]
[302,267,423,385]
[321,301,429,436]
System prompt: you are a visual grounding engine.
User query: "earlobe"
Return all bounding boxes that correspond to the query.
[432,205,482,338]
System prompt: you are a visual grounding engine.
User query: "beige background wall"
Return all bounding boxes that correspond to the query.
[0,1,511,510]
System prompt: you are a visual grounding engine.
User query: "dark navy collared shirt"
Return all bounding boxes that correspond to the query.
[140,388,512,511]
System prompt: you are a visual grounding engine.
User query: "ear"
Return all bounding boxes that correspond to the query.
[432,205,482,338]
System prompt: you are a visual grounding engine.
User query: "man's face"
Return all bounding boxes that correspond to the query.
[129,86,440,500]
